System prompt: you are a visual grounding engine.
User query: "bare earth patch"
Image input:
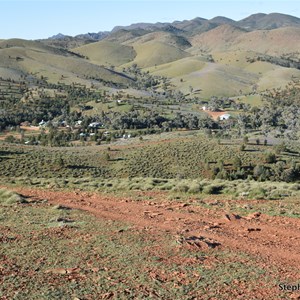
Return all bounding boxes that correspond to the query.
[1,185,300,299]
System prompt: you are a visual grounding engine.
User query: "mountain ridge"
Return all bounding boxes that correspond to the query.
[47,12,300,42]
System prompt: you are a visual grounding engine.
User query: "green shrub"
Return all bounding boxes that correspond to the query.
[188,183,202,194]
[172,184,189,193]
[0,189,26,205]
[203,184,224,195]
[249,187,267,199]
[264,152,276,164]
[268,189,289,200]
[289,184,300,191]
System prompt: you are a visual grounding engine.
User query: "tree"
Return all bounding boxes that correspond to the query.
[105,152,110,161]
[253,165,267,181]
[264,152,276,164]
[233,157,242,169]
[275,142,287,154]
[243,136,249,144]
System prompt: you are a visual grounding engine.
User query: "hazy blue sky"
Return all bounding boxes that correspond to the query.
[1,0,299,39]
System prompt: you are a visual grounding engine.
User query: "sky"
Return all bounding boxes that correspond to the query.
[1,0,299,39]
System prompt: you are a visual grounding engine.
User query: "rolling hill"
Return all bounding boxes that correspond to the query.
[73,41,136,66]
[1,13,300,99]
[0,39,133,86]
[123,41,191,68]
[237,12,300,30]
[190,24,247,52]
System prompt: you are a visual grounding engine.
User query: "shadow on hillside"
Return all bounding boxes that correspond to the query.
[0,150,24,156]
[67,165,97,170]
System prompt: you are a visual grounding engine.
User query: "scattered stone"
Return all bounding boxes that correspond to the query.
[101,292,114,299]
[91,267,100,272]
[53,204,71,210]
[204,224,221,230]
[144,211,163,218]
[290,293,300,299]
[243,204,253,210]
[246,228,261,232]
[45,267,81,275]
[56,217,75,223]
[66,267,81,274]
[181,235,221,249]
[224,213,241,221]
[240,192,249,197]
[245,212,261,220]
[45,268,68,275]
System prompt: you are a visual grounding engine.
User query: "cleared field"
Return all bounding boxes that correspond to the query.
[233,94,264,107]
[82,100,133,116]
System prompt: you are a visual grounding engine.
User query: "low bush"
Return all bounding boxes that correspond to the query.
[0,189,26,205]
[203,184,224,195]
[248,187,267,200]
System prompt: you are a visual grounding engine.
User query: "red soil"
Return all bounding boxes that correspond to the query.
[5,186,300,269]
[2,186,300,298]
[204,110,227,120]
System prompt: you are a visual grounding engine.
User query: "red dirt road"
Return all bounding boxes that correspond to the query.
[4,185,300,280]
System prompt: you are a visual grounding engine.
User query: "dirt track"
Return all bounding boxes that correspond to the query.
[4,188,300,279]
[4,185,300,280]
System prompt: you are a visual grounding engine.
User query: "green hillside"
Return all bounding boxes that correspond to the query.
[124,41,191,68]
[74,41,136,67]
[0,39,133,86]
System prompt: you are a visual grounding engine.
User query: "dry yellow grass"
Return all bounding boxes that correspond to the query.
[190,24,246,52]
[231,27,300,55]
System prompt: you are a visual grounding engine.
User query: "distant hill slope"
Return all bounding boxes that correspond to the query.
[190,24,247,52]
[73,41,136,66]
[103,13,300,37]
[0,39,133,86]
[2,12,300,98]
[123,31,192,50]
[231,27,300,55]
[190,25,300,55]
[104,29,150,44]
[43,12,300,47]
[238,13,300,30]
[124,41,191,68]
